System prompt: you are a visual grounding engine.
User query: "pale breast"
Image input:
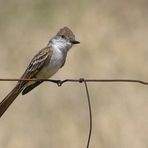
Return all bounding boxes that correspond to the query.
[37,48,65,78]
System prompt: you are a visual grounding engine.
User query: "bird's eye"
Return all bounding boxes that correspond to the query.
[61,35,65,39]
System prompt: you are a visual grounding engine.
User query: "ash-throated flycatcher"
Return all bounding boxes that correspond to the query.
[0,27,80,118]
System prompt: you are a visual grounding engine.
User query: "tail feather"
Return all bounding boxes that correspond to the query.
[0,84,22,118]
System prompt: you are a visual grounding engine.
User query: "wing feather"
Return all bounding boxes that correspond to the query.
[19,47,53,86]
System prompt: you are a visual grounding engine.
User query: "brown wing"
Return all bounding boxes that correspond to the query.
[19,46,53,86]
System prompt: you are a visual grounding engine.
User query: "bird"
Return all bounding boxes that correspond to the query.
[0,27,80,118]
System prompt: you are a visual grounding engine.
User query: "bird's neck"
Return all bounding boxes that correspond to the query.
[48,42,70,55]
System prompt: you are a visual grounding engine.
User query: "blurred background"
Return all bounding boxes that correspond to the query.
[0,0,148,147]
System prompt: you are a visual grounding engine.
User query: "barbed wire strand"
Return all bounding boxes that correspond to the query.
[0,78,148,85]
[1,78,148,148]
[83,79,92,148]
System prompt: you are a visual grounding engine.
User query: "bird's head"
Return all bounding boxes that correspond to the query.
[49,27,80,52]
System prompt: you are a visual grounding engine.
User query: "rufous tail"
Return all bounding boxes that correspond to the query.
[0,83,23,118]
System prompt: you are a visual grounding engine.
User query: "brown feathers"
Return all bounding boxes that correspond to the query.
[57,26,75,41]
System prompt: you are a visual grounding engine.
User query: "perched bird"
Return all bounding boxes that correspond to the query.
[0,27,80,118]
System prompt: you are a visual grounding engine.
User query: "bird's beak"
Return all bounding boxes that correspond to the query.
[71,40,80,44]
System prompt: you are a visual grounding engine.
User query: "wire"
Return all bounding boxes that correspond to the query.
[0,78,148,85]
[83,79,92,148]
